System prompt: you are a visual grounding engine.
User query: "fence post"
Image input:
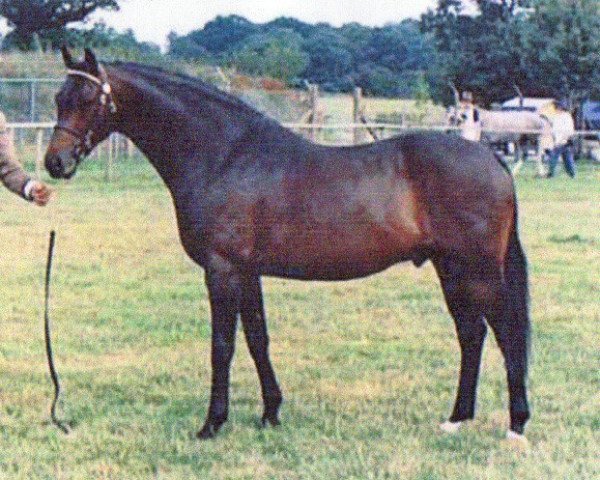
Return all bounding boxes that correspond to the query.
[105,134,114,182]
[309,84,319,142]
[30,81,37,123]
[35,128,44,179]
[353,87,363,144]
[127,138,135,158]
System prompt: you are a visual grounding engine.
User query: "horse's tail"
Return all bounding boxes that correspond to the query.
[497,194,532,433]
[493,150,511,175]
[503,197,531,361]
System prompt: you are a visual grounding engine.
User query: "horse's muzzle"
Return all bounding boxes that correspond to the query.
[45,150,78,179]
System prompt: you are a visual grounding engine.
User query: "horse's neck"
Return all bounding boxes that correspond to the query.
[110,70,242,195]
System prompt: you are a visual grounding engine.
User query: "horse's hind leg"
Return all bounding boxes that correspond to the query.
[511,142,524,176]
[434,256,488,432]
[436,243,531,438]
[485,232,531,437]
[240,275,283,427]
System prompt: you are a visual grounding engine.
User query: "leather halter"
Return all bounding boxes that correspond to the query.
[54,66,117,160]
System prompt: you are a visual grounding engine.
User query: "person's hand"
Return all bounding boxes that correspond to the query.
[30,181,53,206]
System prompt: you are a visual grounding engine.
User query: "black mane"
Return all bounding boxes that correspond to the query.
[109,61,268,120]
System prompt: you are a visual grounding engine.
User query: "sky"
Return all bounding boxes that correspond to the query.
[86,0,438,48]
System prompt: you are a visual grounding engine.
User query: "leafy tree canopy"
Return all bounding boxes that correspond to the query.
[230,29,309,83]
[422,0,600,105]
[169,15,435,97]
[0,0,119,49]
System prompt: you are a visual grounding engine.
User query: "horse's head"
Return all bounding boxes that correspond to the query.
[447,103,479,127]
[45,47,117,179]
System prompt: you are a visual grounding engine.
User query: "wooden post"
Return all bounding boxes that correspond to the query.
[127,138,135,158]
[105,134,114,182]
[353,87,363,144]
[309,84,319,142]
[35,128,44,179]
[30,81,38,122]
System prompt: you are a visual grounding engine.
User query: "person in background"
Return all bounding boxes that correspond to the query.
[547,100,576,178]
[0,111,52,205]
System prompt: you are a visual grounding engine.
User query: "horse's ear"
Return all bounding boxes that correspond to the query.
[84,47,100,75]
[61,45,74,68]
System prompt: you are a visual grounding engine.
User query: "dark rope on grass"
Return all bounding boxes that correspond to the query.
[44,230,70,434]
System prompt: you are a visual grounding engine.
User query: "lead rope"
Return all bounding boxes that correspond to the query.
[44,229,70,434]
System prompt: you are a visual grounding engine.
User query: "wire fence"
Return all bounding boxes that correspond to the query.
[3,74,599,181]
[0,78,62,122]
[9,121,599,184]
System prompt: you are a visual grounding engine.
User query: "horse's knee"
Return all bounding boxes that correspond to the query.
[456,318,487,348]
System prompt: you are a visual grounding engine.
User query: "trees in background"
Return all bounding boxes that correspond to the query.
[422,0,600,105]
[0,1,597,104]
[422,0,532,104]
[526,0,600,103]
[230,29,308,83]
[0,0,119,49]
[61,23,161,60]
[0,0,160,60]
[168,16,435,98]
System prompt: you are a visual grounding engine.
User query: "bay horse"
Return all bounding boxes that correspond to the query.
[45,48,531,441]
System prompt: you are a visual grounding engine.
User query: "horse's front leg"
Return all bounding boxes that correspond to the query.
[197,256,242,440]
[240,274,283,427]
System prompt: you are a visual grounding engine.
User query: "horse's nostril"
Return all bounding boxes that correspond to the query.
[45,154,64,178]
[45,155,57,168]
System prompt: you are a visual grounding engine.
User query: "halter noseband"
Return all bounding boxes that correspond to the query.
[54,66,117,160]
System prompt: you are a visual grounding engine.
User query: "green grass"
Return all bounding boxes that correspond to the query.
[0,156,598,479]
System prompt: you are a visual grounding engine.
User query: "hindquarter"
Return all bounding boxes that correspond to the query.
[400,134,515,264]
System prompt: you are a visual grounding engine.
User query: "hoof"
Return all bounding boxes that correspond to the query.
[196,413,227,440]
[502,430,530,452]
[196,421,223,440]
[506,430,528,443]
[439,421,463,434]
[261,413,281,428]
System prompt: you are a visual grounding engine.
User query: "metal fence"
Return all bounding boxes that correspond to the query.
[0,78,63,122]
[9,122,599,183]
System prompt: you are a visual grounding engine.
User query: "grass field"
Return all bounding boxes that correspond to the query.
[0,156,598,479]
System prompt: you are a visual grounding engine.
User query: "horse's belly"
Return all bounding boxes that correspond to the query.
[259,255,411,281]
[257,220,423,280]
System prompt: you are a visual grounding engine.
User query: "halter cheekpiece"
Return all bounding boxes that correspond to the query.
[66,68,117,113]
[54,65,117,161]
